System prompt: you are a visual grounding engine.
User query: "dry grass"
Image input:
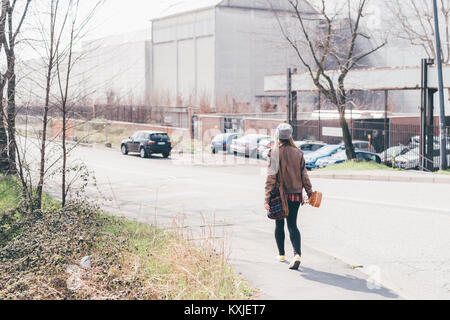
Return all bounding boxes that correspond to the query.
[81,214,255,300]
[0,176,255,300]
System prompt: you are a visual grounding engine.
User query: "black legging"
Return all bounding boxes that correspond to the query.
[275,201,301,256]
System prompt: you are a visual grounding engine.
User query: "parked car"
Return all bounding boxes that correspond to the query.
[316,149,347,169]
[395,146,450,170]
[355,151,382,164]
[257,138,275,160]
[261,140,325,160]
[121,131,172,159]
[339,140,375,152]
[316,149,381,168]
[230,134,272,158]
[409,135,450,149]
[211,133,242,154]
[394,148,421,170]
[379,145,411,165]
[409,135,441,148]
[304,145,345,170]
[295,141,327,155]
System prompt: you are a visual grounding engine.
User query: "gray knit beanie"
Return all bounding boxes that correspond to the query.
[276,123,293,140]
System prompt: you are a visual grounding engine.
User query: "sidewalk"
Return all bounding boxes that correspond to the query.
[310,170,450,184]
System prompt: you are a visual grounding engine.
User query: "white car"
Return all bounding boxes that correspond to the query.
[379,145,411,165]
[257,139,275,160]
[295,141,327,155]
[339,140,375,152]
[395,147,450,170]
[394,148,420,169]
[230,134,272,158]
[316,150,347,168]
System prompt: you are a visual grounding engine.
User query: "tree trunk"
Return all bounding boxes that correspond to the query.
[36,64,53,209]
[62,107,66,207]
[6,68,16,175]
[339,107,356,160]
[0,100,8,174]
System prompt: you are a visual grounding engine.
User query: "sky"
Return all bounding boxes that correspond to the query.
[18,0,385,61]
[84,0,170,41]
[87,0,383,41]
[17,0,177,60]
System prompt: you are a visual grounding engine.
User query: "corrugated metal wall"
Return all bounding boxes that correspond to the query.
[80,30,152,106]
[214,6,299,112]
[152,8,215,108]
[151,2,308,111]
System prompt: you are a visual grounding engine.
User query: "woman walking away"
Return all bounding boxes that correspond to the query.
[264,123,314,270]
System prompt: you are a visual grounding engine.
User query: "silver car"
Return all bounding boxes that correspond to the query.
[379,146,411,165]
[262,140,328,160]
[231,134,272,158]
[339,140,375,152]
[295,141,327,155]
[395,145,450,170]
[257,138,275,160]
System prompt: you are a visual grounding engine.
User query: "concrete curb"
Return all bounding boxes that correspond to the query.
[310,171,450,184]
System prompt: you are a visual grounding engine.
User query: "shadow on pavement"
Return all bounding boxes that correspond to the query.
[298,267,400,299]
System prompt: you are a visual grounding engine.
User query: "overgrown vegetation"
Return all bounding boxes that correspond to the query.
[0,176,255,300]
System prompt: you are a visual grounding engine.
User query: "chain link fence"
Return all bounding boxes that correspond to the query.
[293,119,450,172]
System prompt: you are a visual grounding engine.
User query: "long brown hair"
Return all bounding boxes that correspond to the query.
[276,137,297,148]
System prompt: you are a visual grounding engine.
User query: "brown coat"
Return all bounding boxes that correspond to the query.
[265,144,313,205]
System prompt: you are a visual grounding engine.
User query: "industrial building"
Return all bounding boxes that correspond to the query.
[151,0,315,112]
[80,29,152,106]
[18,0,449,118]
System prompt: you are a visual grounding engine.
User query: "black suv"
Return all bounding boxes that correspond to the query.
[121,131,172,158]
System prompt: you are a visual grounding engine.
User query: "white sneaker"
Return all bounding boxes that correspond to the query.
[289,255,301,270]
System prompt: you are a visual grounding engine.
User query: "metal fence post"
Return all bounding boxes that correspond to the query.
[384,90,389,162]
[433,0,448,170]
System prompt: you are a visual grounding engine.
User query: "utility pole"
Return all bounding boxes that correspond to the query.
[433,0,448,170]
[287,68,292,124]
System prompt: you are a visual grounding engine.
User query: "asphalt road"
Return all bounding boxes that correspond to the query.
[35,144,450,300]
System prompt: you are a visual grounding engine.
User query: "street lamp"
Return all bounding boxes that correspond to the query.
[432,0,448,170]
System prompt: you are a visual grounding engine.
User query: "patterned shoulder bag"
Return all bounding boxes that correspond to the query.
[267,169,289,220]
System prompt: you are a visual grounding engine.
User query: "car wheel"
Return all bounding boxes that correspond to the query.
[163,153,170,159]
[140,148,148,159]
[234,152,238,156]
[121,145,128,155]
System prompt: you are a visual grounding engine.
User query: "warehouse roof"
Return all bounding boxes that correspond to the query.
[83,28,152,51]
[153,0,222,20]
[153,0,316,21]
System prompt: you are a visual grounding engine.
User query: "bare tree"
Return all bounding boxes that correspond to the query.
[53,0,101,207]
[271,0,386,159]
[31,0,72,209]
[0,0,32,174]
[386,0,450,64]
[0,4,8,173]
